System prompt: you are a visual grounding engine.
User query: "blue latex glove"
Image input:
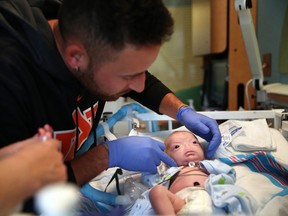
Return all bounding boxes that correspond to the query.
[176,106,221,158]
[107,136,177,173]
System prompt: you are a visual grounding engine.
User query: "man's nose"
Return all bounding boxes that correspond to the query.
[128,72,146,93]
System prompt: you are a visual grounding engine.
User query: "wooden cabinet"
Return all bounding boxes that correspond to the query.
[192,0,258,110]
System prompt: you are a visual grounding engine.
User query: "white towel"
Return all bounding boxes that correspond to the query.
[219,119,276,152]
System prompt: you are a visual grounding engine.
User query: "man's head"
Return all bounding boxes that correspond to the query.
[56,0,174,101]
[165,131,205,166]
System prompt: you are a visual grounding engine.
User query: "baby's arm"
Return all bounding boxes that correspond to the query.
[149,185,185,215]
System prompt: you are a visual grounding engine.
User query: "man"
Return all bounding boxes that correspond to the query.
[0,0,221,212]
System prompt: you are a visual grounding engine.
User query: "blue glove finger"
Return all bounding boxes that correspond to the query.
[192,120,210,135]
[157,140,166,151]
[202,116,220,136]
[190,121,212,141]
[205,130,222,158]
[157,151,177,167]
[201,117,221,158]
[152,140,177,167]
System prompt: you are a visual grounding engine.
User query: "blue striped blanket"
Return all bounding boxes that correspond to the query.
[219,151,288,197]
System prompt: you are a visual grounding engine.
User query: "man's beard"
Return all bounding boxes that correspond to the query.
[76,68,130,101]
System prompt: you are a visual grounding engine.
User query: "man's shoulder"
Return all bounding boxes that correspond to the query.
[0,0,61,19]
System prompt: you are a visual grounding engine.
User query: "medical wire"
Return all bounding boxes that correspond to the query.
[157,169,208,186]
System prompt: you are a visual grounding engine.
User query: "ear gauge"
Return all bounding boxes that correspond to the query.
[74,66,80,72]
[73,54,81,72]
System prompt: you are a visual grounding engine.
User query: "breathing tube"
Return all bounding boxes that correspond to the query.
[80,183,131,214]
[77,102,158,156]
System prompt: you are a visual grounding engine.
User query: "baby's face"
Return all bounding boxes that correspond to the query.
[165,131,205,166]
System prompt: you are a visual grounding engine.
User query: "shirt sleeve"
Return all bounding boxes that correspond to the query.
[125,71,173,114]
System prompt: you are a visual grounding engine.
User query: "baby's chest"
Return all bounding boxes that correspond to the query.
[169,168,208,193]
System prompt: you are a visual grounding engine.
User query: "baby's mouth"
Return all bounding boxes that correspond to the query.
[185,151,195,157]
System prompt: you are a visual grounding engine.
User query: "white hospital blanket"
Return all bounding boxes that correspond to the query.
[219,119,276,152]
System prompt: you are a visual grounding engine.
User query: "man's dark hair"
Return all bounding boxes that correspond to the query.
[58,0,174,62]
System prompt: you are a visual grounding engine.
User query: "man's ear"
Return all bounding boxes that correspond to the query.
[64,44,89,71]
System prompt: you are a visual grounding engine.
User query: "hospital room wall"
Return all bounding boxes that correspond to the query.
[149,0,204,111]
[257,0,288,83]
[148,0,288,111]
[149,0,229,111]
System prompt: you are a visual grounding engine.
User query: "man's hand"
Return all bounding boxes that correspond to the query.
[107,136,177,173]
[176,106,221,158]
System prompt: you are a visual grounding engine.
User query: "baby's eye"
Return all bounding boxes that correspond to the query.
[192,141,199,144]
[173,145,180,149]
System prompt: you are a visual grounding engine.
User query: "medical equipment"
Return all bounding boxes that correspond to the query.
[77,103,158,156]
[77,102,288,215]
[235,0,263,90]
[235,0,288,108]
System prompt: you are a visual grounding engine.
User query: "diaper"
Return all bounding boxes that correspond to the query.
[176,187,225,216]
[175,187,212,216]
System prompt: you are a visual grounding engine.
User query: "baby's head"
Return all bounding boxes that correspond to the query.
[164,131,205,166]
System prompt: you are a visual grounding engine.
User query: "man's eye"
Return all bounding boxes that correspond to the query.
[123,76,133,81]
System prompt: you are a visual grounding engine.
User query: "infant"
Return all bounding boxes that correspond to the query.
[149,130,210,215]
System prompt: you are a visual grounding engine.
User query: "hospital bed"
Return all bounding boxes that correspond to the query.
[78,102,288,216]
